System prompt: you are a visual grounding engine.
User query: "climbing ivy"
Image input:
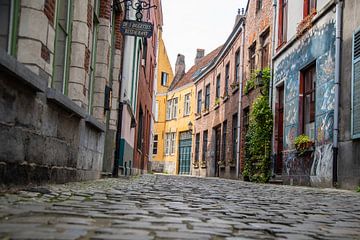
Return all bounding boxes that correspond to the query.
[243,68,273,183]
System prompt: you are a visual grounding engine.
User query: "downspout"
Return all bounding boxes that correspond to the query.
[270,0,277,176]
[236,21,245,178]
[113,4,128,177]
[333,0,343,187]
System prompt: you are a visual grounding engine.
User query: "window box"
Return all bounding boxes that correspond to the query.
[297,9,317,37]
[222,95,229,102]
[193,161,199,169]
[218,160,225,167]
[195,113,202,120]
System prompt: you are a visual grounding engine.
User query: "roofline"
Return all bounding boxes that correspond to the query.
[193,17,245,83]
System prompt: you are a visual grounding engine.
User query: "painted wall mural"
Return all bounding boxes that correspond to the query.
[274,19,336,187]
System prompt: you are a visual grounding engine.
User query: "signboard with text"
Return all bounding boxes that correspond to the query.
[120,20,154,38]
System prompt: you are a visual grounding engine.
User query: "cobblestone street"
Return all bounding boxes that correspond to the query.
[0,175,359,240]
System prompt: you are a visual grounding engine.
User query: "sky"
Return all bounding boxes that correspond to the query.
[161,0,248,72]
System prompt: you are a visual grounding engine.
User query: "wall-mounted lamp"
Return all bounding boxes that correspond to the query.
[113,0,157,21]
[255,71,265,95]
[188,121,193,133]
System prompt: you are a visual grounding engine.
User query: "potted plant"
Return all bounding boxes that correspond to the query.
[200,160,207,168]
[193,161,199,168]
[230,82,239,89]
[294,134,314,156]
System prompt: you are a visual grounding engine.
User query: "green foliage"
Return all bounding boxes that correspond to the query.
[243,68,273,183]
[357,186,360,192]
[214,97,220,106]
[244,68,271,96]
[294,134,314,155]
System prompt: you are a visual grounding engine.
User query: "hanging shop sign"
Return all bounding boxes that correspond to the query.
[120,20,153,38]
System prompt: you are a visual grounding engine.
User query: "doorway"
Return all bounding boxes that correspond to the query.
[178,131,192,175]
[275,85,284,175]
[214,126,221,177]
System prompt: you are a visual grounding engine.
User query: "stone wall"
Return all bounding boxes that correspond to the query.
[0,52,104,185]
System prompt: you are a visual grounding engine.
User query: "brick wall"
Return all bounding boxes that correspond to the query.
[44,0,56,25]
[240,0,273,173]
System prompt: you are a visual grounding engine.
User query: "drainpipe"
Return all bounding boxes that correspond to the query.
[236,21,245,178]
[270,0,278,176]
[333,0,343,187]
[113,4,128,177]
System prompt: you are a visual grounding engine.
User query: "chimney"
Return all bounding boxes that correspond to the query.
[234,8,245,27]
[174,54,185,82]
[194,49,205,65]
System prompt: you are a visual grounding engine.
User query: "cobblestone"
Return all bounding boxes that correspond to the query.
[0,175,359,239]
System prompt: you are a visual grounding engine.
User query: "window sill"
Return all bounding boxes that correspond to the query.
[46,88,87,119]
[195,114,202,120]
[223,96,229,102]
[203,110,210,116]
[0,49,46,93]
[213,104,220,110]
[231,85,239,94]
[85,115,106,132]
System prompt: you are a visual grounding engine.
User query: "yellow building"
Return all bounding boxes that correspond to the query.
[152,47,215,175]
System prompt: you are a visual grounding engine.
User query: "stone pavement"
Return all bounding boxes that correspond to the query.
[0,175,359,240]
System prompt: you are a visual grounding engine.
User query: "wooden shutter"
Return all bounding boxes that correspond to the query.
[352,29,360,138]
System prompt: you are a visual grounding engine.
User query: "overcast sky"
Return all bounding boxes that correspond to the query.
[161,0,248,72]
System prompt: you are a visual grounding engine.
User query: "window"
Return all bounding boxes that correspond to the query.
[216,74,221,99]
[53,0,72,94]
[235,50,240,83]
[88,0,100,113]
[232,113,238,161]
[222,121,227,161]
[137,107,144,151]
[278,0,288,46]
[195,133,200,161]
[165,133,176,155]
[202,130,208,162]
[170,133,176,155]
[352,29,360,138]
[225,63,230,96]
[300,64,316,141]
[153,135,158,155]
[166,100,172,120]
[161,72,168,86]
[155,101,159,121]
[197,90,202,114]
[249,43,256,74]
[261,30,270,69]
[256,0,263,12]
[243,107,250,133]
[184,93,191,116]
[0,0,19,55]
[166,98,178,120]
[172,97,178,119]
[304,0,316,18]
[205,84,210,110]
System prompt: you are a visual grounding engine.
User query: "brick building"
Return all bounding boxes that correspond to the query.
[240,0,273,176]
[192,12,245,178]
[0,0,125,184]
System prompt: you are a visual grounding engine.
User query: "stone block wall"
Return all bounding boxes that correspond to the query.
[0,0,124,184]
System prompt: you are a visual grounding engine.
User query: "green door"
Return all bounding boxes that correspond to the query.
[179,131,192,175]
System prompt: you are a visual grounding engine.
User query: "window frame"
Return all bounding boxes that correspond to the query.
[221,121,227,162]
[153,135,158,155]
[202,130,208,162]
[232,113,238,161]
[299,63,316,141]
[225,63,230,96]
[172,97,178,119]
[216,74,221,99]
[249,43,256,74]
[304,0,317,18]
[278,0,288,47]
[0,0,20,56]
[197,90,202,114]
[161,72,168,86]
[260,30,270,69]
[195,133,200,161]
[184,93,191,116]
[235,49,240,83]
[52,0,73,95]
[205,84,210,111]
[351,28,360,139]
[256,0,263,12]
[88,0,100,114]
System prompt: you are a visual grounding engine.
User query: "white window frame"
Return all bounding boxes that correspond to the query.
[170,132,176,155]
[172,98,178,119]
[166,100,172,120]
[184,93,191,116]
